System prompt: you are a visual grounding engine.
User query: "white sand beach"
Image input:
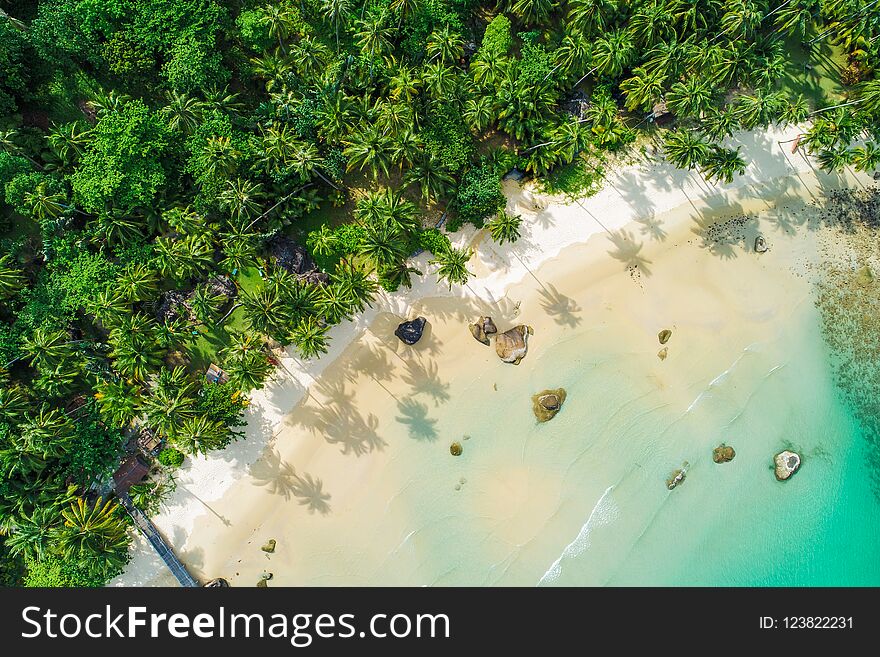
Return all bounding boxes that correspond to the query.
[112,125,878,587]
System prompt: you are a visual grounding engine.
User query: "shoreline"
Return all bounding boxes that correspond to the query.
[111,124,866,587]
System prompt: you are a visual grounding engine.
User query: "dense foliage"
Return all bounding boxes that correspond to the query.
[1,0,879,586]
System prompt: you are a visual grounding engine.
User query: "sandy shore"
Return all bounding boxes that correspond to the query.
[112,125,874,586]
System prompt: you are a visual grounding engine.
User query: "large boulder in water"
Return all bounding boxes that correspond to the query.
[532,388,566,422]
[395,317,427,345]
[774,450,801,481]
[712,444,736,463]
[495,325,533,364]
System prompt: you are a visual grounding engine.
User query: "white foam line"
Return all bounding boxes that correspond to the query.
[537,485,618,586]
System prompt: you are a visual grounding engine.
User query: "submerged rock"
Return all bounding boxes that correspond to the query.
[532,388,567,422]
[481,316,497,335]
[657,347,668,361]
[856,264,873,286]
[261,539,276,553]
[666,461,689,490]
[496,325,533,364]
[658,329,672,345]
[204,578,229,587]
[774,450,801,481]
[755,235,769,253]
[469,322,490,346]
[450,442,463,456]
[712,444,736,463]
[395,317,427,345]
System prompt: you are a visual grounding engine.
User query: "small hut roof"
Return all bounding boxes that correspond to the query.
[112,455,149,494]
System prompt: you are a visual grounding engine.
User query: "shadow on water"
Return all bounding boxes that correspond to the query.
[395,398,438,442]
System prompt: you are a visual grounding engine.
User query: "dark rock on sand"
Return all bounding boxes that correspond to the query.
[450,442,463,456]
[755,235,768,253]
[774,450,801,481]
[395,317,427,345]
[532,388,567,422]
[261,539,276,553]
[712,444,736,463]
[496,325,533,364]
[658,329,672,345]
[469,322,490,345]
[666,461,689,490]
[481,316,497,335]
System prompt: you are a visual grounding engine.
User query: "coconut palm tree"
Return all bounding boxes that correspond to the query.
[5,507,62,560]
[700,146,748,184]
[849,142,880,172]
[108,313,165,382]
[160,91,205,134]
[57,497,130,573]
[487,210,523,245]
[153,234,215,282]
[665,78,716,120]
[431,247,472,289]
[344,124,394,181]
[46,121,91,168]
[94,379,142,427]
[219,178,263,225]
[260,4,297,54]
[88,211,144,247]
[322,0,352,48]
[173,416,231,455]
[426,24,464,63]
[404,154,456,203]
[662,129,712,170]
[816,146,853,172]
[91,287,130,326]
[0,385,29,421]
[620,67,666,112]
[141,367,197,438]
[220,332,274,391]
[240,287,292,340]
[359,221,408,271]
[0,254,25,299]
[291,315,331,359]
[591,29,635,79]
[118,263,159,303]
[333,263,378,313]
[354,15,394,59]
[22,328,70,370]
[567,0,617,35]
[219,231,259,273]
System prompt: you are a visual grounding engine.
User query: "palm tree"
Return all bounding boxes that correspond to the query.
[665,78,716,120]
[0,254,25,299]
[463,95,494,133]
[220,332,274,391]
[849,142,880,173]
[322,0,352,48]
[142,367,196,438]
[344,124,393,181]
[88,211,144,247]
[735,90,787,129]
[260,5,296,54]
[431,247,472,289]
[426,24,464,63]
[0,385,29,421]
[240,287,292,340]
[160,91,204,134]
[153,235,215,282]
[620,67,666,112]
[567,0,617,35]
[554,30,592,78]
[333,263,378,313]
[24,182,67,222]
[590,29,634,79]
[108,313,164,382]
[173,416,231,455]
[404,155,456,203]
[219,178,263,225]
[58,497,130,573]
[91,287,130,326]
[317,283,356,324]
[118,263,159,303]
[6,507,62,560]
[816,146,853,172]
[700,146,748,184]
[354,15,393,59]
[290,315,330,359]
[189,285,225,323]
[94,379,141,427]
[22,328,70,370]
[46,122,91,167]
[359,221,408,271]
[487,211,523,245]
[663,129,711,170]
[702,107,741,142]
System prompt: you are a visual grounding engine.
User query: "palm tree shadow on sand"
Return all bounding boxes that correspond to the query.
[249,447,332,514]
[538,283,582,327]
[607,229,653,276]
[402,357,450,405]
[395,398,438,441]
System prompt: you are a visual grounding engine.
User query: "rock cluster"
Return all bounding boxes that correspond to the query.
[666,461,689,490]
[469,316,497,345]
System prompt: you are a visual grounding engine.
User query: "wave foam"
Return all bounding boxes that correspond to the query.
[537,486,619,586]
